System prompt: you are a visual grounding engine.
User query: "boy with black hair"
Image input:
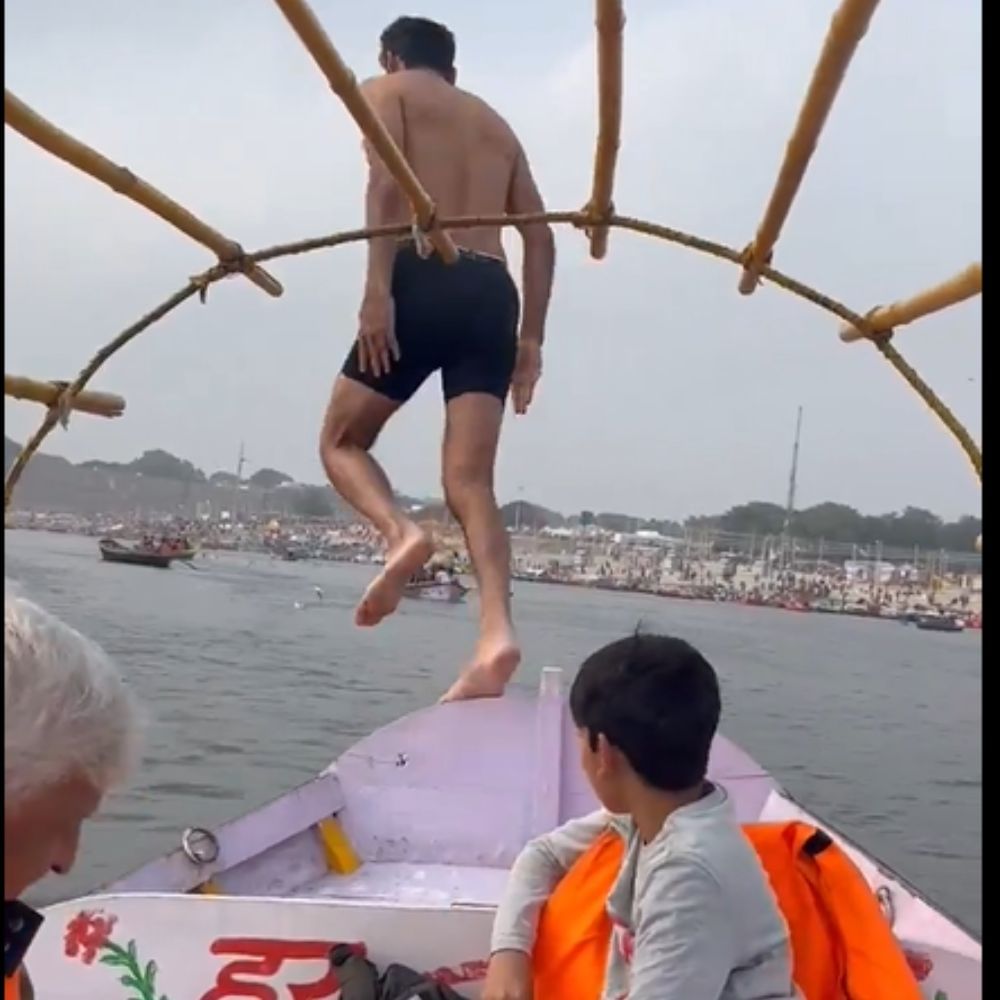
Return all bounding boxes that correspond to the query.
[483,633,798,1000]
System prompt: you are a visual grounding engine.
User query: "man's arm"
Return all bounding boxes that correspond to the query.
[359,78,407,303]
[628,858,736,1000]
[507,147,555,347]
[490,809,611,954]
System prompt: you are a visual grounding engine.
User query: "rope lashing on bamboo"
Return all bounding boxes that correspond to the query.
[586,0,626,260]
[839,264,983,342]
[738,0,880,294]
[3,91,283,299]
[5,281,201,510]
[3,210,980,510]
[270,0,458,265]
[4,376,125,420]
[411,209,440,260]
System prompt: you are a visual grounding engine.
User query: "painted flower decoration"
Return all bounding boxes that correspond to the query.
[64,910,118,965]
[902,947,934,982]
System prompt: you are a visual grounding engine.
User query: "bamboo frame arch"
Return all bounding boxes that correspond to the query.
[3,0,982,513]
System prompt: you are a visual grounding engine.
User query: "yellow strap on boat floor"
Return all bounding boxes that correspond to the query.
[317,817,361,875]
[193,878,222,895]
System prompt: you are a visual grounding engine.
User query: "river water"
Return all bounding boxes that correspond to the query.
[5,530,982,935]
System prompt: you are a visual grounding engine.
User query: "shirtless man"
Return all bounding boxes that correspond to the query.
[320,17,556,701]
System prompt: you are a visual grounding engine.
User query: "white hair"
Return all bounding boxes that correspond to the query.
[5,587,141,806]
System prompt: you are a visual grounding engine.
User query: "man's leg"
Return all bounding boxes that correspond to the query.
[320,375,433,626]
[438,392,520,701]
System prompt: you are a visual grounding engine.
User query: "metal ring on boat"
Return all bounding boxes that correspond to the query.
[876,885,896,927]
[181,826,220,865]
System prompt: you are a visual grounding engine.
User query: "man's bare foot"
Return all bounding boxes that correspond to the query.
[355,525,434,627]
[440,631,521,702]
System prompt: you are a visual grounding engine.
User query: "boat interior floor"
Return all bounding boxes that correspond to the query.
[289,862,508,908]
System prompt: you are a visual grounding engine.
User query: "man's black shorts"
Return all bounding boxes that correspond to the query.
[342,243,520,403]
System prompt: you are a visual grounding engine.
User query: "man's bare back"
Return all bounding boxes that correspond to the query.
[360,69,524,260]
[320,16,555,702]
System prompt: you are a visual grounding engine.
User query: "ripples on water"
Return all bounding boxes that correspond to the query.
[5,530,981,934]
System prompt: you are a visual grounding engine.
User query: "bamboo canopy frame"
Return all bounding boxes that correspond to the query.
[737,0,880,294]
[3,0,982,514]
[4,375,125,420]
[4,92,284,299]
[838,264,983,342]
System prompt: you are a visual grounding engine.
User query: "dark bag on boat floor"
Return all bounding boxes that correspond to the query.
[331,944,471,1000]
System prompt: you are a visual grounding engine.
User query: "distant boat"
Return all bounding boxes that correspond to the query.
[780,599,810,612]
[98,538,197,569]
[402,579,468,604]
[899,607,935,625]
[915,614,966,633]
[842,601,878,619]
[811,598,844,614]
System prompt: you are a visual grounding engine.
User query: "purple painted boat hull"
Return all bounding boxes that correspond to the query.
[27,668,979,1000]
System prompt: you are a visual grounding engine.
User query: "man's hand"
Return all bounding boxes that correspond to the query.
[357,293,399,378]
[511,340,542,416]
[482,950,533,1000]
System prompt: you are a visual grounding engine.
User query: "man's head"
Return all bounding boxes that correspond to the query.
[569,632,721,812]
[4,590,140,899]
[379,17,456,84]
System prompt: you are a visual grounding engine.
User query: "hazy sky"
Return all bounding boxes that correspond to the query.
[4,0,981,520]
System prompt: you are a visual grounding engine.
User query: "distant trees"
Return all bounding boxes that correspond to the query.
[590,511,638,534]
[291,486,335,518]
[130,449,206,483]
[248,467,292,489]
[501,500,562,530]
[686,501,981,552]
[500,496,978,552]
[79,449,208,483]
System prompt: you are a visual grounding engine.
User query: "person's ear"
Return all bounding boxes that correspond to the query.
[595,732,619,778]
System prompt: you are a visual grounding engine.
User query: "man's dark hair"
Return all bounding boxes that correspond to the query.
[380,17,456,77]
[569,632,721,792]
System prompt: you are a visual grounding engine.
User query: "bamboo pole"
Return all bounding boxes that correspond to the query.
[4,90,283,298]
[839,263,982,342]
[4,375,125,418]
[270,0,458,264]
[587,0,625,260]
[738,0,880,294]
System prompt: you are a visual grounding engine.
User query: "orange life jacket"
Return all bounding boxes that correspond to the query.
[531,830,620,1000]
[532,820,923,1000]
[4,970,21,1000]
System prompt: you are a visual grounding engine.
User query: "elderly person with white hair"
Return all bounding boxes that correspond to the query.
[4,588,141,998]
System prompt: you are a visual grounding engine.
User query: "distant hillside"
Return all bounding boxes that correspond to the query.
[3,437,346,519]
[3,437,980,551]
